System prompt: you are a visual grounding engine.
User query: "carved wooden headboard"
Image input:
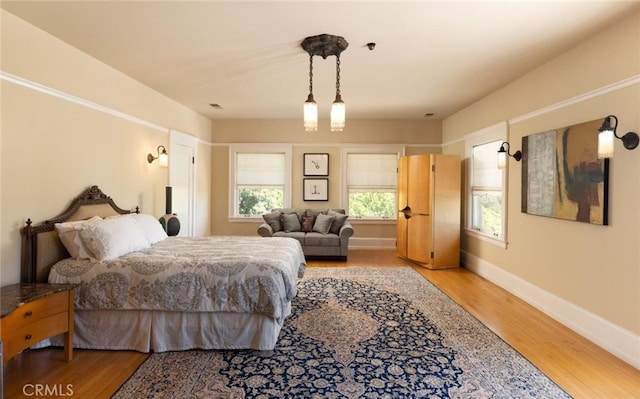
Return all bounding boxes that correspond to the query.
[21,185,139,283]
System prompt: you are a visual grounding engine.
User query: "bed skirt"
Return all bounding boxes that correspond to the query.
[48,303,291,352]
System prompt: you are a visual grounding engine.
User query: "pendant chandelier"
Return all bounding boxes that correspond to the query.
[301,34,349,132]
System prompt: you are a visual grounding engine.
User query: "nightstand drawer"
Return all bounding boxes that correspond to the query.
[2,312,69,361]
[1,284,75,363]
[1,290,69,333]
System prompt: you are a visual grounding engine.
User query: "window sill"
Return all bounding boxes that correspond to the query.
[464,228,508,249]
[229,216,263,223]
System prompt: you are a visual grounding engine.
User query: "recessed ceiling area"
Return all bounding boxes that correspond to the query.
[2,1,638,121]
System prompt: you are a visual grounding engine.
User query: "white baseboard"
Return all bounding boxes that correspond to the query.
[349,237,396,250]
[461,250,640,370]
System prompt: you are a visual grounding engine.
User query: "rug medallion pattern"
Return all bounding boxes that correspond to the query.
[114,267,571,398]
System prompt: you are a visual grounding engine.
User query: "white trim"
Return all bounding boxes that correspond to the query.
[1,71,168,133]
[228,144,293,218]
[463,228,507,249]
[509,74,640,125]
[340,145,405,217]
[462,250,640,370]
[348,237,396,250]
[464,122,509,246]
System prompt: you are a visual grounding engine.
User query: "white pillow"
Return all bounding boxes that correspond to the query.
[55,216,103,259]
[80,216,150,261]
[129,213,167,244]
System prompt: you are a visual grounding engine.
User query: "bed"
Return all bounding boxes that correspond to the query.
[21,185,306,352]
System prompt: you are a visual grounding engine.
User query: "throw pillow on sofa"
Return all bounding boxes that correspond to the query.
[300,215,316,232]
[328,210,349,235]
[262,211,282,232]
[313,214,334,234]
[281,213,302,232]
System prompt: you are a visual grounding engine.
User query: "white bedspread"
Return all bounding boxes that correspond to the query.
[49,236,306,323]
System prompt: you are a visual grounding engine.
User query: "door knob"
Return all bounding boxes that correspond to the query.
[399,206,412,219]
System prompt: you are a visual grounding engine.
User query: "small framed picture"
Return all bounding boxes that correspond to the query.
[303,178,329,201]
[304,153,329,176]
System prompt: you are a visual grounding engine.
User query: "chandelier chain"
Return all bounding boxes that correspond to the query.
[308,55,314,96]
[335,54,341,96]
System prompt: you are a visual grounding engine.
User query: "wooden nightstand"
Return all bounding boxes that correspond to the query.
[1,284,75,363]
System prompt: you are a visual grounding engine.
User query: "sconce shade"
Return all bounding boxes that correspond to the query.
[497,149,508,169]
[158,151,169,167]
[597,129,615,159]
[148,145,168,168]
[597,115,639,158]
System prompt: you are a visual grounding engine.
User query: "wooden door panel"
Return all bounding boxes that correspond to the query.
[407,155,431,215]
[397,157,408,210]
[396,212,408,258]
[407,215,433,263]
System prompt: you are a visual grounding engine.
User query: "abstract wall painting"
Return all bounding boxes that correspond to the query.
[521,118,609,225]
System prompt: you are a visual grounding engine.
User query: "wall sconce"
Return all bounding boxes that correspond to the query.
[597,115,638,159]
[147,145,168,167]
[497,141,522,169]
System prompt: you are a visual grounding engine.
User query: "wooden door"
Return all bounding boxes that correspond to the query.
[169,130,197,236]
[396,157,408,258]
[406,155,433,264]
[407,155,431,215]
[431,154,462,268]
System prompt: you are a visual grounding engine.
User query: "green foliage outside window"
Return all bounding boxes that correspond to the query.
[473,192,502,237]
[348,191,395,218]
[239,188,283,216]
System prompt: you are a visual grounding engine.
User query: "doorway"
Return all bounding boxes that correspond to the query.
[169,129,197,236]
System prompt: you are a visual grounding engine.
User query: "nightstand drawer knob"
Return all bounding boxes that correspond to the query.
[24,311,33,317]
[25,334,33,340]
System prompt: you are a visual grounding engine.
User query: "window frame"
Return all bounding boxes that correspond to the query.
[464,122,509,248]
[341,145,405,222]
[228,144,292,221]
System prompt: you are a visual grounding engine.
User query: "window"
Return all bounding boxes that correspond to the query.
[229,145,291,218]
[466,122,507,245]
[343,147,403,219]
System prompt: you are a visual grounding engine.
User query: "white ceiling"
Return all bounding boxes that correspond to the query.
[3,1,639,121]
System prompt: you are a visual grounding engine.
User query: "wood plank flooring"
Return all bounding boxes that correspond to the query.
[4,249,639,398]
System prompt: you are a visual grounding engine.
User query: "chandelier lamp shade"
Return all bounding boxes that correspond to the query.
[331,54,346,132]
[597,115,638,159]
[303,54,318,132]
[301,34,349,132]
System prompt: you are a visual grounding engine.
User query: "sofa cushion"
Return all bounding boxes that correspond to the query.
[305,232,340,247]
[281,213,302,232]
[273,231,306,245]
[300,215,316,232]
[328,210,349,235]
[262,211,282,232]
[313,214,334,234]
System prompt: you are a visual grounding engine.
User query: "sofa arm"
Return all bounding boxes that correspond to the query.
[257,222,274,237]
[339,221,354,247]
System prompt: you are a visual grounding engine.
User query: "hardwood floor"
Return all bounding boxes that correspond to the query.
[4,249,639,398]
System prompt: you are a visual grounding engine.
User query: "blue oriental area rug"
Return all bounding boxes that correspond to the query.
[114,267,571,398]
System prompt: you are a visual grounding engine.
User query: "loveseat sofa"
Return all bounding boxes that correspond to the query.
[257,208,354,260]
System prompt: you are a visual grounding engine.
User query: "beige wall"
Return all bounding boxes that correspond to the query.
[0,11,213,285]
[443,11,640,348]
[3,5,637,367]
[210,119,441,238]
